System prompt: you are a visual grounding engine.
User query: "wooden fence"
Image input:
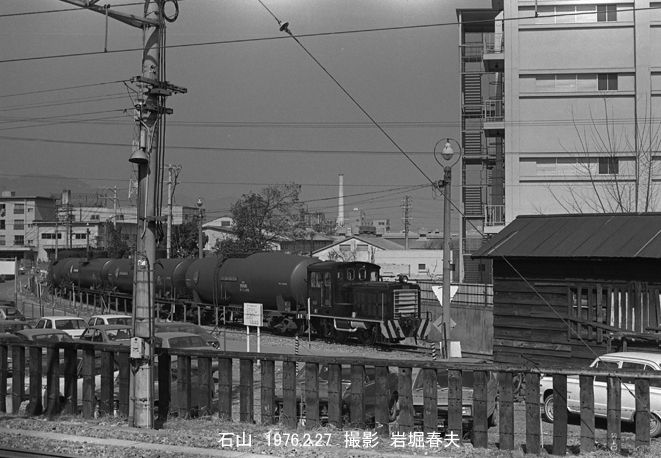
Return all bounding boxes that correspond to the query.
[1,338,660,454]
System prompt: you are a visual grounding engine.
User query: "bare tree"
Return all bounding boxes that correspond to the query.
[551,98,661,213]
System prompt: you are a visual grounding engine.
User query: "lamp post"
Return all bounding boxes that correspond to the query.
[86,223,90,260]
[434,138,462,357]
[197,198,204,259]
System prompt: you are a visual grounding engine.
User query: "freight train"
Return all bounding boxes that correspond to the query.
[48,252,430,345]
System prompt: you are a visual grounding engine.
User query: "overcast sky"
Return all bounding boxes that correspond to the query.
[0,0,490,232]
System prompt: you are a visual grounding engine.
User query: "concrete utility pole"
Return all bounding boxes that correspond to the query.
[401,195,411,250]
[165,164,182,258]
[59,0,185,429]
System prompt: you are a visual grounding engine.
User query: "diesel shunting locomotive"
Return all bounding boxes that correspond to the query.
[48,252,430,344]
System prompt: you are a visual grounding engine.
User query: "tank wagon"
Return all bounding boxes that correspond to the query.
[48,252,429,344]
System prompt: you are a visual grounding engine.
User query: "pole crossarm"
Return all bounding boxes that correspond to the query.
[58,0,160,28]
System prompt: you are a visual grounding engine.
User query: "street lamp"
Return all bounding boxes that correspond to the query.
[433,138,462,358]
[197,198,204,259]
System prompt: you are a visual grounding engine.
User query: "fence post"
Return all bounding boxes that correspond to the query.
[305,362,320,428]
[12,346,25,414]
[523,372,540,454]
[28,346,43,416]
[473,370,489,449]
[397,367,413,432]
[422,368,437,434]
[350,364,365,428]
[327,363,342,428]
[552,374,568,455]
[579,374,595,452]
[261,360,275,425]
[157,351,171,422]
[63,346,77,415]
[217,357,232,421]
[82,347,95,419]
[607,376,621,453]
[0,344,7,413]
[239,358,253,423]
[635,378,651,449]
[282,360,297,429]
[498,371,514,450]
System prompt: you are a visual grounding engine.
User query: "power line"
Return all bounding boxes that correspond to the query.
[3,6,658,64]
[0,2,143,18]
[0,80,127,98]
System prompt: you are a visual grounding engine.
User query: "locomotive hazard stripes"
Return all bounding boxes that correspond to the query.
[380,320,405,341]
[415,318,431,340]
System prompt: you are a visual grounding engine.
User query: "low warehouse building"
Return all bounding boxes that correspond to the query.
[473,213,661,367]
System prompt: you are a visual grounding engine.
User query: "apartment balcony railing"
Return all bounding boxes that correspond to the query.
[483,99,504,123]
[483,33,504,54]
[484,204,506,233]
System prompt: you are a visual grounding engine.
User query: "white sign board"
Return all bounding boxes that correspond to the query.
[243,302,263,327]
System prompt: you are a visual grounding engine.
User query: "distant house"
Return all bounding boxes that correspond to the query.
[313,235,443,280]
[473,213,661,368]
[202,216,235,252]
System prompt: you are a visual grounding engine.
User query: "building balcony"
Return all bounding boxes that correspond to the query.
[483,99,504,137]
[484,204,506,234]
[482,33,504,72]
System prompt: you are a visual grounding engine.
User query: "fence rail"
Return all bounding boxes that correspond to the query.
[1,338,659,454]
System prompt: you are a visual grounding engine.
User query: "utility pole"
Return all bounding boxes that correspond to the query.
[401,195,411,250]
[165,164,182,258]
[59,0,186,429]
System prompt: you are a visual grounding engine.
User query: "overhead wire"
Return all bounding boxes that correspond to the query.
[2,5,659,64]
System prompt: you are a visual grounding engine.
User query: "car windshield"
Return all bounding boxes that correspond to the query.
[168,335,207,348]
[55,319,86,330]
[106,317,131,325]
[413,370,485,390]
[2,308,21,317]
[107,328,132,340]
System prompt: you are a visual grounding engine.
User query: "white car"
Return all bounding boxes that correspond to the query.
[87,314,132,327]
[34,316,87,339]
[540,351,661,437]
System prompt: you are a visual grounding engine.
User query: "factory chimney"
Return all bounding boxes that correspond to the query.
[337,174,345,231]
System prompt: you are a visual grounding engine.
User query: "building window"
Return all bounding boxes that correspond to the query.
[339,244,351,252]
[14,219,24,230]
[418,263,426,272]
[597,4,617,22]
[598,73,618,91]
[0,220,4,230]
[90,214,100,221]
[14,235,24,245]
[14,203,24,215]
[0,204,4,217]
[356,244,368,252]
[75,233,87,240]
[0,235,4,245]
[221,220,231,227]
[598,157,619,174]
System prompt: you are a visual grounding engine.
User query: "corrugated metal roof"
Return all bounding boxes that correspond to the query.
[472,214,661,259]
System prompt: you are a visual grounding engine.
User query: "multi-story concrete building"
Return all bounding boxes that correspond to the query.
[458,0,661,281]
[0,191,57,258]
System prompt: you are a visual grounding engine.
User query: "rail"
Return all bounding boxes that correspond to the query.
[1,338,660,454]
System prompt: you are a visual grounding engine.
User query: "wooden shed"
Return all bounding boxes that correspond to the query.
[473,213,661,368]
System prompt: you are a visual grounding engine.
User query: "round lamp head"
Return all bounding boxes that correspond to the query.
[441,141,455,161]
[129,148,148,165]
[196,198,203,208]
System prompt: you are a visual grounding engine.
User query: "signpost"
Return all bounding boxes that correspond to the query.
[243,303,263,356]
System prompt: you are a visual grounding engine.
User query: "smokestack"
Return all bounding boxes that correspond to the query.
[337,174,345,229]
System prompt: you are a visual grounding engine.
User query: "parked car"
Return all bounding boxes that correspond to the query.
[342,361,498,433]
[540,351,661,437]
[0,303,26,321]
[34,316,87,339]
[154,321,219,348]
[0,319,31,333]
[15,328,74,342]
[79,325,132,345]
[275,364,380,425]
[87,314,132,327]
